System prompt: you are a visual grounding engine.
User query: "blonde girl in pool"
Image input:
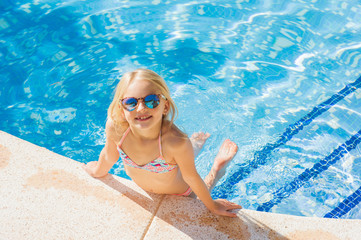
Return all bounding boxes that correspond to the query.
[82,69,242,217]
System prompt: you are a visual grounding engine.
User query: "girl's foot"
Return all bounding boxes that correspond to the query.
[213,139,238,172]
[204,139,238,190]
[190,132,210,157]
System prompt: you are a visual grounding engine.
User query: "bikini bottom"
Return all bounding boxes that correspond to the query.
[173,187,192,196]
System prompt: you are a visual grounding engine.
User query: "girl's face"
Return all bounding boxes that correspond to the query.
[121,78,169,130]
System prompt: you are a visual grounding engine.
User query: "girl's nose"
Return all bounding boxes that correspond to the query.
[136,100,147,111]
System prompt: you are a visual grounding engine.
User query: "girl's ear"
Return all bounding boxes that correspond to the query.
[163,100,170,115]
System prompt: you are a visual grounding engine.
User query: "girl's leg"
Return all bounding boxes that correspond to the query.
[204,139,238,191]
[190,133,238,191]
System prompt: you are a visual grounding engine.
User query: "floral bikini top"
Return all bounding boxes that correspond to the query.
[117,127,178,173]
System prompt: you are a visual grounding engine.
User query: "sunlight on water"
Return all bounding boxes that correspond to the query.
[1,0,361,218]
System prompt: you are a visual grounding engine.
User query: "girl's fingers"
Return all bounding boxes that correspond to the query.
[218,209,238,218]
[82,163,90,173]
[229,212,238,218]
[218,199,242,210]
[228,206,242,210]
[213,199,242,218]
[228,202,242,210]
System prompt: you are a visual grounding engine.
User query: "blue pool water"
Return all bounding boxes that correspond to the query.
[1,0,361,219]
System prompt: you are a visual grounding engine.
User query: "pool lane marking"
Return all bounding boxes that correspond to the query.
[257,129,361,212]
[324,185,361,218]
[212,75,361,199]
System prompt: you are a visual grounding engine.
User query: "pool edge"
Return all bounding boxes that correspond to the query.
[1,130,360,240]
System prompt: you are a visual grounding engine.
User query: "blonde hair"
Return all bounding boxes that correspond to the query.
[108,69,178,129]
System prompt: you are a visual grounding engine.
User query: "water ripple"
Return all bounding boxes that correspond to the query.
[1,0,361,219]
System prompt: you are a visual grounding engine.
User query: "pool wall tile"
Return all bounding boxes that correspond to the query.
[1,130,361,240]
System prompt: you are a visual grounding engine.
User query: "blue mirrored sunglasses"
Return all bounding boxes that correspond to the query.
[120,94,166,112]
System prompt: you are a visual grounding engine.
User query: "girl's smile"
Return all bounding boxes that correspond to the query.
[135,115,152,121]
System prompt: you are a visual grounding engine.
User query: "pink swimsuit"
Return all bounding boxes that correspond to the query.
[117,127,192,196]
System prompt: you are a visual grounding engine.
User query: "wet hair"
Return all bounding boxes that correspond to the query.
[108,69,178,129]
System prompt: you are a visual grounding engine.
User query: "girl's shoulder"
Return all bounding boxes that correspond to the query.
[105,118,127,143]
[162,121,192,151]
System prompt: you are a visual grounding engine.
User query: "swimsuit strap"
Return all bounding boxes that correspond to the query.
[158,130,164,158]
[118,127,131,147]
[119,127,163,158]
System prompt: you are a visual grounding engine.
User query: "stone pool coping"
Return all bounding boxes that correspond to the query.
[1,130,360,239]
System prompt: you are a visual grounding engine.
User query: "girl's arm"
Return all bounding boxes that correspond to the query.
[174,138,241,217]
[82,120,120,178]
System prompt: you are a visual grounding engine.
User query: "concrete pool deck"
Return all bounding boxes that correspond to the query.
[1,130,360,240]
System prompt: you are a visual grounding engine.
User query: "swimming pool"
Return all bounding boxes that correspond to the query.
[1,0,361,219]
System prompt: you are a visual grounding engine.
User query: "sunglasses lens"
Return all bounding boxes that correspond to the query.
[121,94,162,111]
[144,94,160,109]
[122,98,138,111]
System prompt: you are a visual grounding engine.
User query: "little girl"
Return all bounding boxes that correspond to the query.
[82,69,242,217]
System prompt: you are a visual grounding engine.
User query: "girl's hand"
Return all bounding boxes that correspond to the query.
[81,161,99,177]
[210,199,242,218]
